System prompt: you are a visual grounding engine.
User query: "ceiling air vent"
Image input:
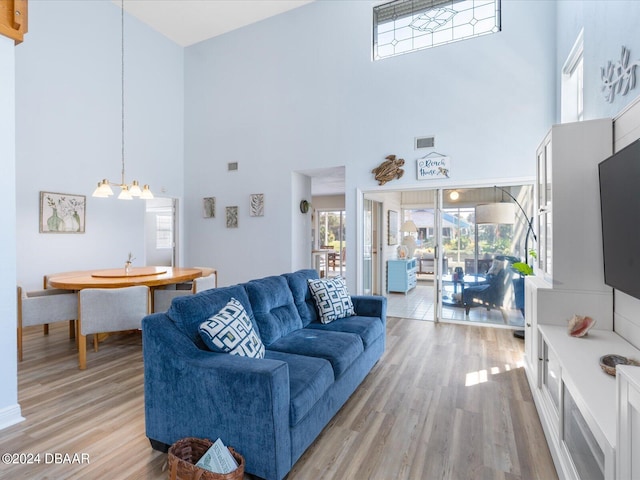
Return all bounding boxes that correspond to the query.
[415,136,435,149]
[228,162,238,171]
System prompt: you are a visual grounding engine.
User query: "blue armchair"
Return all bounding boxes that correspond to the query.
[462,256,518,315]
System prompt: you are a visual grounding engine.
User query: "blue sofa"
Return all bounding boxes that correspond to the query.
[142,269,386,480]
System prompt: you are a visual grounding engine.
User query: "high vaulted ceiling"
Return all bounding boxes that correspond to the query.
[117,0,315,47]
[117,0,344,195]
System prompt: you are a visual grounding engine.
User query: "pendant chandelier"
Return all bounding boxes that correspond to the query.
[92,0,153,200]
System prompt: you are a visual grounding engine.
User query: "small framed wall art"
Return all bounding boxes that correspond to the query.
[250,194,264,217]
[203,197,216,218]
[226,206,238,228]
[39,191,86,234]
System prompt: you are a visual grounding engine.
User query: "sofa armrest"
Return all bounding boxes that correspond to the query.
[142,313,291,480]
[351,295,387,323]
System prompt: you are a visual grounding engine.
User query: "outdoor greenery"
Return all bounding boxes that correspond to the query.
[442,222,513,258]
[318,211,345,252]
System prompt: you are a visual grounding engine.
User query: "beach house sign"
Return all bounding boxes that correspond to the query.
[417,152,450,180]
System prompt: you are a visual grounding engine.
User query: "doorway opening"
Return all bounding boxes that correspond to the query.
[317,209,346,278]
[363,199,383,295]
[364,184,533,328]
[145,197,177,267]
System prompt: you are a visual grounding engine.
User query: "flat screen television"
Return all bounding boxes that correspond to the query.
[599,138,640,300]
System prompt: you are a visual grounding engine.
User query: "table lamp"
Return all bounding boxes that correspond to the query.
[400,220,418,258]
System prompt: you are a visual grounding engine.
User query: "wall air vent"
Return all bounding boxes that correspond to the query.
[415,136,435,149]
[228,162,238,171]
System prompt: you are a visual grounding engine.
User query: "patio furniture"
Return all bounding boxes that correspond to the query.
[464,258,493,275]
[462,256,519,317]
[441,274,487,307]
[416,255,448,274]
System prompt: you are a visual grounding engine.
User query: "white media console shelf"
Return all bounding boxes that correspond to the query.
[616,365,640,479]
[534,325,640,480]
[525,118,620,480]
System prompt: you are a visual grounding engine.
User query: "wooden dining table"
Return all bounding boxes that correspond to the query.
[47,266,208,290]
[47,266,209,369]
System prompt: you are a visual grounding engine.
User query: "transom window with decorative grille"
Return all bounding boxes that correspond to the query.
[373,0,501,60]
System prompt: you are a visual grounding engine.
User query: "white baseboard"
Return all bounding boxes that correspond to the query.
[0,403,24,430]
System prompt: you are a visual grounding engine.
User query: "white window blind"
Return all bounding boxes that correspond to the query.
[156,214,173,249]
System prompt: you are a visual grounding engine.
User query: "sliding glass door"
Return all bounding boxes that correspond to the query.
[362,184,532,326]
[362,199,382,295]
[400,189,443,323]
[434,189,444,323]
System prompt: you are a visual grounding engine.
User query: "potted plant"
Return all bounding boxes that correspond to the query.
[511,250,537,315]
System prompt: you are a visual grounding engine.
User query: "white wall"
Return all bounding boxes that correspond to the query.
[15,0,184,291]
[0,36,22,429]
[555,1,640,346]
[183,0,557,288]
[556,0,640,122]
[291,172,312,272]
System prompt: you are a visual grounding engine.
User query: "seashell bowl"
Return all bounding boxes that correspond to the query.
[599,354,640,376]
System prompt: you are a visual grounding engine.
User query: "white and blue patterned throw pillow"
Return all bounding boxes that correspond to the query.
[307,277,355,324]
[199,298,265,359]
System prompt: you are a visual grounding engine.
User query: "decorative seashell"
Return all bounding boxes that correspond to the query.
[568,314,596,337]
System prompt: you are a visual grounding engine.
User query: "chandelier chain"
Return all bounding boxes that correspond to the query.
[121,0,125,186]
[91,0,153,199]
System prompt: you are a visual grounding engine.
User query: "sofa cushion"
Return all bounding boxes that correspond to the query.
[265,350,334,426]
[168,285,256,346]
[199,298,265,359]
[307,277,354,324]
[267,329,363,379]
[282,269,319,326]
[245,275,303,347]
[306,315,384,349]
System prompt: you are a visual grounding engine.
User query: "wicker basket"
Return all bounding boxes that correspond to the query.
[168,437,245,480]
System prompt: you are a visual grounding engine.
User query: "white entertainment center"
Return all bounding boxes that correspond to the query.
[524,117,640,480]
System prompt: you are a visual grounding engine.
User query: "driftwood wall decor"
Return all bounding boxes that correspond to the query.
[372,155,405,185]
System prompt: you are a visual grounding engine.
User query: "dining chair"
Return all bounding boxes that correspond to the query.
[43,273,81,337]
[193,273,217,292]
[17,285,78,361]
[42,275,51,336]
[153,272,217,313]
[195,267,217,278]
[78,286,150,366]
[171,267,216,290]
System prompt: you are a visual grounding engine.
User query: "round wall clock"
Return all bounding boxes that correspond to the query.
[299,200,310,214]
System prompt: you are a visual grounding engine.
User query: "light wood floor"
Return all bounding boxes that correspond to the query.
[1,319,557,480]
[386,281,525,327]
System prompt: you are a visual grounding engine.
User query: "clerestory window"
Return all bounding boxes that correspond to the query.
[156,214,173,249]
[373,0,501,61]
[561,29,584,123]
